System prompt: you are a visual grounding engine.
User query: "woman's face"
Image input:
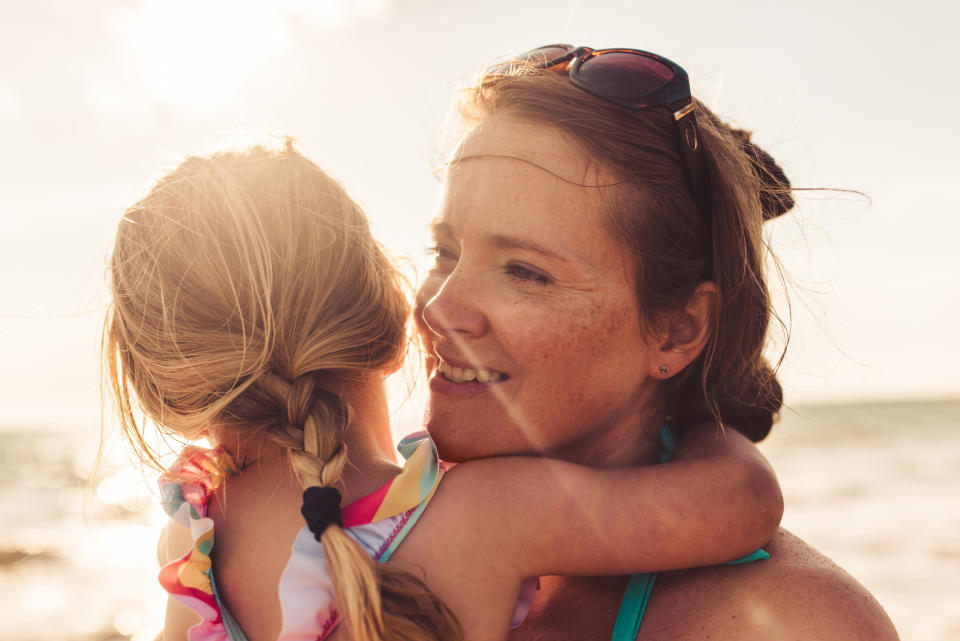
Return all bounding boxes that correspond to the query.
[415,115,665,464]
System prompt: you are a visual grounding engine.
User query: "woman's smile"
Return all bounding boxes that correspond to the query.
[428,351,511,397]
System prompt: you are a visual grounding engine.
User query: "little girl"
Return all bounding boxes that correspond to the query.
[104,141,781,641]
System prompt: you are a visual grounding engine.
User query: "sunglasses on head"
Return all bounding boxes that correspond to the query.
[492,45,711,233]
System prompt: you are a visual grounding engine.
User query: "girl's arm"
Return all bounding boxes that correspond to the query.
[429,421,782,578]
[157,522,201,640]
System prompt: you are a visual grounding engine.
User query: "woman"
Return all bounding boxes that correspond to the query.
[409,45,899,639]
[109,141,782,641]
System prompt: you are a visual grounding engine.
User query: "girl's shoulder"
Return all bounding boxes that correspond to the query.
[160,444,239,523]
[641,530,899,641]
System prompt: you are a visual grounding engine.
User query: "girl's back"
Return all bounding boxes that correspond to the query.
[184,450,302,639]
[158,389,419,641]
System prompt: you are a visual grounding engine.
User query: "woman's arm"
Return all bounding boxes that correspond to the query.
[433,421,782,578]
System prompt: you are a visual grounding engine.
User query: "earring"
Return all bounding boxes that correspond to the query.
[659,365,670,375]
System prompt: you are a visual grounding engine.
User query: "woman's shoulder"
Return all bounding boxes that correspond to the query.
[643,529,900,640]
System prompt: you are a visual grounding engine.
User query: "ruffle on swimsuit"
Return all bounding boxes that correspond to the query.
[158,431,537,641]
[159,445,239,641]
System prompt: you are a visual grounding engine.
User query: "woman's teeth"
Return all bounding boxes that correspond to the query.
[438,360,504,383]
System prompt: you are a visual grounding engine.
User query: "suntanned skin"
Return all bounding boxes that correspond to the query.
[157,381,783,641]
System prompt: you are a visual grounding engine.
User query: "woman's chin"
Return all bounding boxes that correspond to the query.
[423,409,518,463]
[422,416,480,462]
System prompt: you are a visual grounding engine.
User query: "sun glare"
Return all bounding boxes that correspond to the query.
[123,0,288,110]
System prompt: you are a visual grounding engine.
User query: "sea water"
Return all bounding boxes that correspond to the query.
[1,399,958,640]
[760,399,960,641]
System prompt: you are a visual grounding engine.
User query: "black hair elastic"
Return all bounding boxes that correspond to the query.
[300,486,342,540]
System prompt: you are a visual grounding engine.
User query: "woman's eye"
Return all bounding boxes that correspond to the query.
[426,244,456,261]
[504,263,551,286]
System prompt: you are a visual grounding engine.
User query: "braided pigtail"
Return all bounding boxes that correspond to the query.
[260,372,462,641]
[260,372,383,639]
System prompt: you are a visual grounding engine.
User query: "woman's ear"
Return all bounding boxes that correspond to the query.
[649,281,718,379]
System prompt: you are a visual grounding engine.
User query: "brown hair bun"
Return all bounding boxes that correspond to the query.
[728,128,794,220]
[672,364,783,442]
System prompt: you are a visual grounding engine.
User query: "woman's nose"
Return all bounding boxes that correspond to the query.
[417,269,488,340]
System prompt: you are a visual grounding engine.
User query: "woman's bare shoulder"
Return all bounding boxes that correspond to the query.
[643,529,900,640]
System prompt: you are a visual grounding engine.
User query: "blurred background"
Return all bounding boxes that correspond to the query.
[1,0,957,639]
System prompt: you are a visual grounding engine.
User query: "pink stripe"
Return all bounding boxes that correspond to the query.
[316,610,340,641]
[374,508,414,560]
[341,477,394,527]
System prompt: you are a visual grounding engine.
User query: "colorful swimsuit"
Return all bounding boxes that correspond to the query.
[158,431,537,641]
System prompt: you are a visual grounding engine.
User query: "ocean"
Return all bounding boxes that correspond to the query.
[1,399,957,640]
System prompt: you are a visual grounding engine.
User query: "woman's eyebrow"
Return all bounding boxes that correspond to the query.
[429,220,453,240]
[488,234,569,262]
[430,221,572,262]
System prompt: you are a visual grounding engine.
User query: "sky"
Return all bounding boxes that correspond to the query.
[1,0,958,433]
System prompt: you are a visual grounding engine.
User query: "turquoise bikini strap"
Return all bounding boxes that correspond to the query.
[609,425,671,641]
[610,548,768,641]
[610,572,657,641]
[724,548,770,565]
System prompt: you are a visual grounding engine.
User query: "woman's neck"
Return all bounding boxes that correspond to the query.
[548,393,666,468]
[563,420,663,468]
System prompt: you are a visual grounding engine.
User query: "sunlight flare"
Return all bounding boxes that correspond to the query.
[122,0,288,110]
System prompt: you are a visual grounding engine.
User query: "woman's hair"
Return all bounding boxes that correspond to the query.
[456,64,790,442]
[103,140,461,641]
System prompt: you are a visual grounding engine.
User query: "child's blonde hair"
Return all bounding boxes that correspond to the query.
[103,140,461,641]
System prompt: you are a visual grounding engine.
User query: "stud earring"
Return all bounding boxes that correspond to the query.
[658,365,669,375]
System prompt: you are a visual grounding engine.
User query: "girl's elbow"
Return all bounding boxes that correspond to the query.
[745,461,784,546]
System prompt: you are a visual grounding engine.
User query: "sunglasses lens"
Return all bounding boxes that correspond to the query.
[578,52,675,100]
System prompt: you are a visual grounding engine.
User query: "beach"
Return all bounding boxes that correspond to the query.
[1,398,957,640]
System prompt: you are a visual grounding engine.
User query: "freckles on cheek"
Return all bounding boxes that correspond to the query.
[565,301,642,371]
[524,322,597,374]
